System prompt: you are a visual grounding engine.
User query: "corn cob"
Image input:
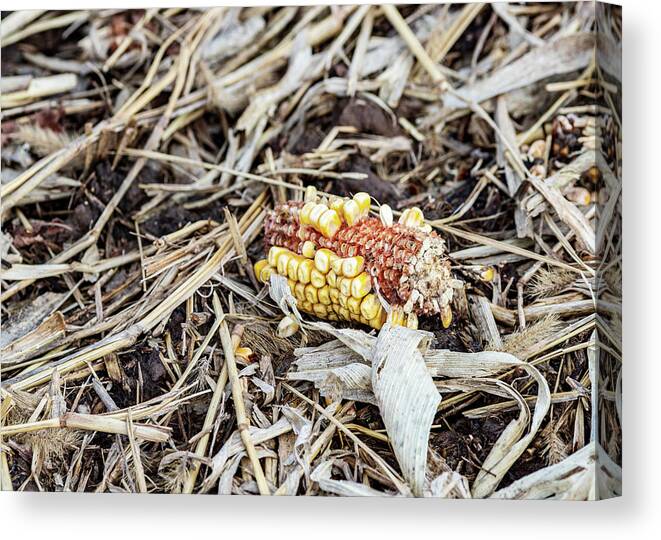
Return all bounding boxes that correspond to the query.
[254,190,460,330]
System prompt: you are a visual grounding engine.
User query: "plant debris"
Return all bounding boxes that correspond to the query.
[1,4,621,498]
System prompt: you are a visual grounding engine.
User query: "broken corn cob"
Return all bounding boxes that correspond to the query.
[255,190,459,330]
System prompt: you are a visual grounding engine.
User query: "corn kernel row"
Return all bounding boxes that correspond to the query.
[255,246,387,329]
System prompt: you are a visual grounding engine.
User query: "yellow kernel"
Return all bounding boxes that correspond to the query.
[379,204,393,226]
[301,300,314,313]
[287,278,296,292]
[338,294,349,308]
[287,256,300,280]
[406,313,419,330]
[329,287,340,303]
[360,294,381,320]
[370,311,386,330]
[314,248,334,273]
[338,307,351,321]
[319,209,342,239]
[339,277,352,297]
[276,252,291,275]
[330,197,344,214]
[301,240,317,258]
[347,296,361,315]
[309,203,328,226]
[299,202,315,225]
[236,346,253,360]
[277,315,299,338]
[342,199,360,226]
[330,257,343,275]
[327,270,337,287]
[350,273,371,298]
[318,285,331,305]
[297,259,313,284]
[294,282,306,301]
[399,207,425,228]
[268,246,288,267]
[441,305,453,329]
[480,266,495,282]
[353,192,371,216]
[310,268,326,288]
[388,308,406,326]
[342,256,364,278]
[328,312,339,321]
[254,259,268,278]
[259,265,274,283]
[304,185,318,203]
[304,284,318,304]
[312,304,327,318]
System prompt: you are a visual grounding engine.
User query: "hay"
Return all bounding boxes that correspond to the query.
[1,4,621,498]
